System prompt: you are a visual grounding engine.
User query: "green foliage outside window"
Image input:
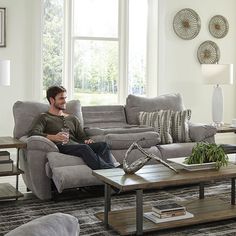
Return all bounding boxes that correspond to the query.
[42,0,63,90]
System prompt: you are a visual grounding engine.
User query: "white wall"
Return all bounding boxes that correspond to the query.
[0,0,40,136]
[158,0,236,123]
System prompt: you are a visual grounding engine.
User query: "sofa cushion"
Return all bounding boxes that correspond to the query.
[84,125,154,136]
[13,101,49,139]
[105,131,160,150]
[139,110,173,144]
[13,100,82,139]
[158,142,196,160]
[82,105,127,128]
[65,100,84,129]
[125,93,185,125]
[171,110,191,143]
[5,213,79,236]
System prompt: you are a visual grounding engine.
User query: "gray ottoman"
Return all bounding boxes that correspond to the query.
[5,213,79,236]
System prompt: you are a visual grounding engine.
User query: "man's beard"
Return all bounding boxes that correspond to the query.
[54,103,66,110]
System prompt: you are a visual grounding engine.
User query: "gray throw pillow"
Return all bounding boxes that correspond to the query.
[171,109,191,143]
[125,93,184,125]
[139,110,173,144]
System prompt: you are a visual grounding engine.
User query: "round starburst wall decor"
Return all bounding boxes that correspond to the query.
[197,40,220,64]
[209,15,229,38]
[173,8,201,40]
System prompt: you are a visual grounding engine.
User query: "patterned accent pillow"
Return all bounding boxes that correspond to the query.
[171,109,191,143]
[139,110,173,144]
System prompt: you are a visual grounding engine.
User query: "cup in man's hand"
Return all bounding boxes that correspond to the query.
[61,128,69,145]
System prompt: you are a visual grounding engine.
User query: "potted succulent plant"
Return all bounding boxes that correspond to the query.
[184,142,228,170]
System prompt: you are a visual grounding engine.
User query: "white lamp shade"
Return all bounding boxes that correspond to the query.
[0,60,10,86]
[202,64,233,85]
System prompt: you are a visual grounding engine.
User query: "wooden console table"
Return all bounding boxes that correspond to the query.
[0,137,26,200]
[93,164,236,235]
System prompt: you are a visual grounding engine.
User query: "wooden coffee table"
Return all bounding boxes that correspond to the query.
[93,164,236,235]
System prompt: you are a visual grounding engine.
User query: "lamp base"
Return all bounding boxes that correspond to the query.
[212,85,223,125]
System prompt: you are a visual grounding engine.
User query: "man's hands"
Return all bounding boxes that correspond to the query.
[84,139,94,144]
[46,132,69,144]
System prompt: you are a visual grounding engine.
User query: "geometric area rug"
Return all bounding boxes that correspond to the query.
[1,180,236,236]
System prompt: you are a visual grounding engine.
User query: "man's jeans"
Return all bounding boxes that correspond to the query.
[57,142,115,170]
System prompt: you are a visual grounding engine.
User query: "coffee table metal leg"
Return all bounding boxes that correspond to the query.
[104,184,111,228]
[136,189,143,235]
[199,182,204,199]
[231,178,235,205]
[16,148,20,200]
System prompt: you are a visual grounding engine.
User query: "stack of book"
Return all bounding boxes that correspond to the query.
[0,151,13,172]
[152,202,186,218]
[144,202,194,224]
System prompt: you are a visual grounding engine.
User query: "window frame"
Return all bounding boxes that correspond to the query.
[39,0,159,102]
[64,0,128,104]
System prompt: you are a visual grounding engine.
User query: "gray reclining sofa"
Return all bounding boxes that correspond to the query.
[13,93,217,200]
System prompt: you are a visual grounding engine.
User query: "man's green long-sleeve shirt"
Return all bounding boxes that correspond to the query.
[28,112,88,145]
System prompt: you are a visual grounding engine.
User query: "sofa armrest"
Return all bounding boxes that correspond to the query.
[5,213,79,236]
[20,136,59,200]
[189,123,217,142]
[26,136,59,152]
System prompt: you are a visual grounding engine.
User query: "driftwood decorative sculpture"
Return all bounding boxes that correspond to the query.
[123,138,178,174]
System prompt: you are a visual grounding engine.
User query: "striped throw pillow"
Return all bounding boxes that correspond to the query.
[171,109,191,143]
[139,110,173,144]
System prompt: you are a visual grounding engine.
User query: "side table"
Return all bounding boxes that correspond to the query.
[216,124,236,133]
[0,136,26,200]
[216,124,236,154]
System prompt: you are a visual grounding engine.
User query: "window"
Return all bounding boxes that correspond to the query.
[128,0,147,96]
[42,0,149,104]
[72,0,119,105]
[42,0,64,97]
[71,0,147,105]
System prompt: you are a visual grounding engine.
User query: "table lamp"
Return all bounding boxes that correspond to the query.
[0,59,10,86]
[202,64,233,127]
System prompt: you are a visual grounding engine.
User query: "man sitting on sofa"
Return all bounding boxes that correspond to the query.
[29,85,116,170]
